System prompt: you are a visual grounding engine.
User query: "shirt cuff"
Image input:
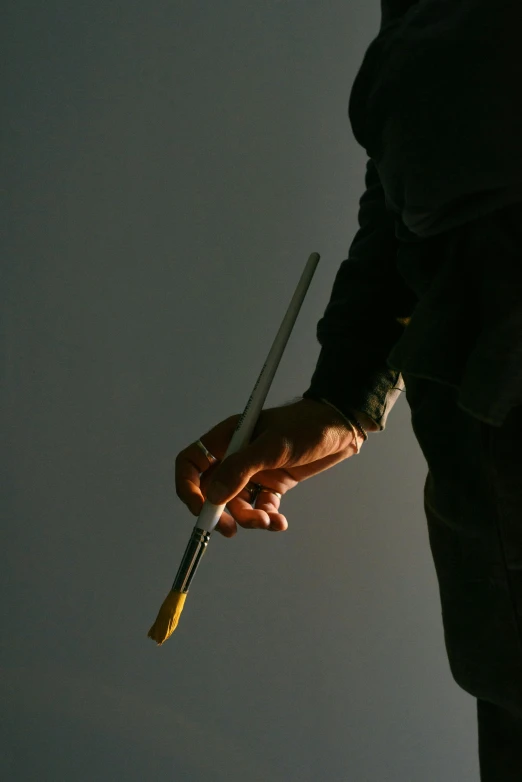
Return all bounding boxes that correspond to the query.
[301,346,405,432]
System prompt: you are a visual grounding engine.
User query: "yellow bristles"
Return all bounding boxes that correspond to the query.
[147,590,187,645]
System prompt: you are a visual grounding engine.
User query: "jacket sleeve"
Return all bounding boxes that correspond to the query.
[302,157,418,432]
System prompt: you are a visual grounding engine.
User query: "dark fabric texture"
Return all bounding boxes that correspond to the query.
[303,168,522,432]
[350,1,522,238]
[477,700,522,782]
[303,2,522,431]
[403,372,522,781]
[302,158,416,431]
[302,6,522,776]
[388,200,522,428]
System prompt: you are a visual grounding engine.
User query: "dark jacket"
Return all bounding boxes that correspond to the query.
[353,0,522,238]
[302,1,522,431]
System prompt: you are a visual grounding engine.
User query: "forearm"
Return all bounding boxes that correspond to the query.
[282,395,379,433]
[302,158,415,433]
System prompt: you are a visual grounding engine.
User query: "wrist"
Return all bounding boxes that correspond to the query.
[298,394,378,434]
[314,397,369,448]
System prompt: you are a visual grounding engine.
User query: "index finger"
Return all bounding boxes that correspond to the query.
[175,441,220,514]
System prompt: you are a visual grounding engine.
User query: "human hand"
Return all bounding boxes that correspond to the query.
[175,397,362,537]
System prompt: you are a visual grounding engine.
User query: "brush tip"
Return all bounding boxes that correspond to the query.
[147,590,188,646]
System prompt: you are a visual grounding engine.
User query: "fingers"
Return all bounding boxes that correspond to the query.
[249,489,288,532]
[222,490,288,533]
[175,431,290,537]
[204,432,288,506]
[213,508,239,538]
[226,497,271,528]
[186,484,288,536]
[256,507,288,532]
[175,439,222,515]
[186,493,238,537]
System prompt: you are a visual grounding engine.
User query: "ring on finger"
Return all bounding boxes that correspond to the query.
[194,439,283,504]
[245,482,282,504]
[195,439,218,466]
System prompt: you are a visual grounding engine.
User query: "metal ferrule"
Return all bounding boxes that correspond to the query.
[172,527,212,593]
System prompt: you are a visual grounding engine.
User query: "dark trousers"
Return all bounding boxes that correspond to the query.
[402,373,522,780]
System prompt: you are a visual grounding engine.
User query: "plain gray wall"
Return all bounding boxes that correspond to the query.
[2,2,480,780]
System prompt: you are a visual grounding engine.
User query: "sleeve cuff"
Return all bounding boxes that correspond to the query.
[301,346,405,432]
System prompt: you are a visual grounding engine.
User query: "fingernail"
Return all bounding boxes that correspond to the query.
[207,481,227,505]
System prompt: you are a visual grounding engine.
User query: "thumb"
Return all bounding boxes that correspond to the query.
[206,433,282,505]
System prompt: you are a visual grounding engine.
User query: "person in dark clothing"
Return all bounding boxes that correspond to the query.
[175,4,522,778]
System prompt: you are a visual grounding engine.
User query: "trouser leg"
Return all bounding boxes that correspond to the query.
[403,373,522,780]
[477,698,522,782]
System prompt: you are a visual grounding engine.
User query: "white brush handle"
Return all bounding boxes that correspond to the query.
[196,252,320,533]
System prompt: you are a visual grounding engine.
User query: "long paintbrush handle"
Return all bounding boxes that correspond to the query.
[151,254,320,642]
[195,251,320,534]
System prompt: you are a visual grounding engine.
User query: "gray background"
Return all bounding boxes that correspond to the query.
[2,1,479,780]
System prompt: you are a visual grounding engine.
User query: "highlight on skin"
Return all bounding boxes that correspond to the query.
[147,590,187,645]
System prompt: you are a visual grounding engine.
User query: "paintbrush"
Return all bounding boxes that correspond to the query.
[147,251,320,645]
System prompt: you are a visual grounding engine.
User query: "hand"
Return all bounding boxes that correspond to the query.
[175,398,361,537]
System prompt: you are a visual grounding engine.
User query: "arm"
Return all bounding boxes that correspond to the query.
[302,157,417,432]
